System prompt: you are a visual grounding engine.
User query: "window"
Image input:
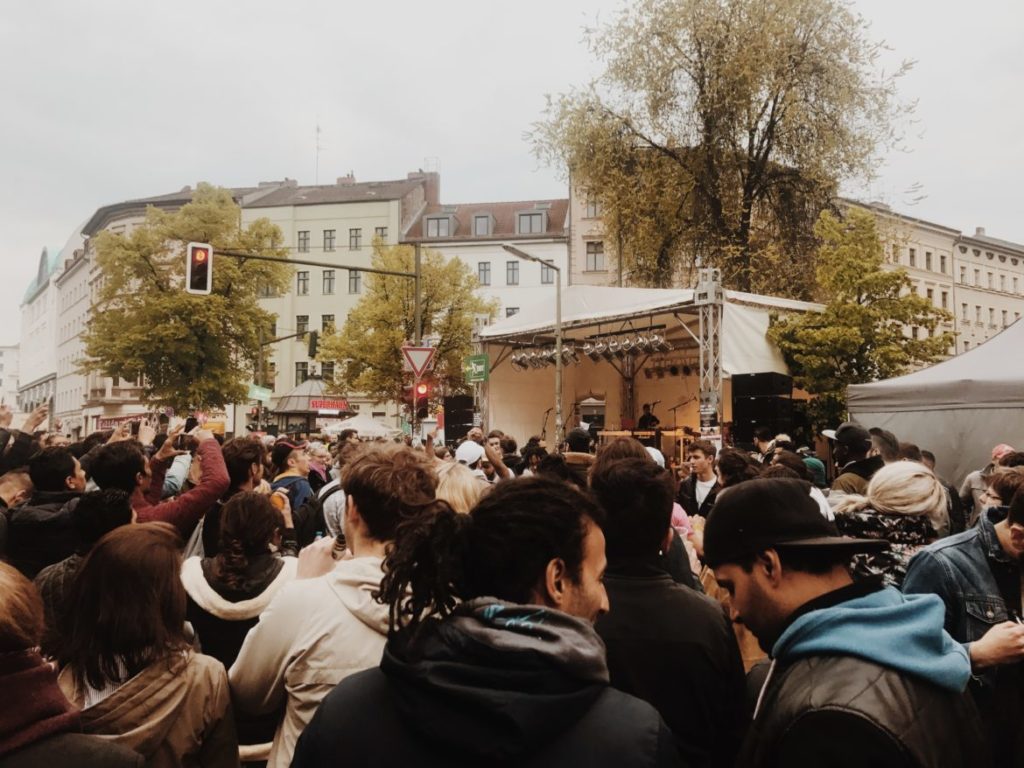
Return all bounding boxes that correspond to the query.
[989,308,995,326]
[941,291,948,309]
[473,215,491,236]
[586,241,606,271]
[1002,310,1009,327]
[298,231,310,252]
[477,262,491,286]
[268,362,277,392]
[296,315,309,334]
[321,361,335,380]
[974,269,981,285]
[506,261,519,285]
[349,228,362,250]
[322,269,335,295]
[964,341,970,352]
[348,270,361,294]
[926,288,933,304]
[911,326,919,340]
[321,314,335,333]
[258,282,274,298]
[908,248,916,267]
[940,254,947,273]
[585,199,601,218]
[517,212,544,234]
[426,218,450,237]
[1000,274,1006,292]
[925,252,932,271]
[324,229,336,251]
[541,261,555,285]
[988,272,994,289]
[296,271,309,295]
[506,307,520,317]
[959,266,966,284]
[889,244,899,264]
[975,306,981,324]
[374,226,387,242]
[1015,277,1020,294]
[961,303,968,322]
[295,362,308,385]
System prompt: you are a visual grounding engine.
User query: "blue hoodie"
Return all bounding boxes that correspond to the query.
[773,586,971,693]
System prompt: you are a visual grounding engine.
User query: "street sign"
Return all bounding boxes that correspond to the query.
[463,354,489,383]
[248,384,272,403]
[402,346,436,378]
[310,398,351,411]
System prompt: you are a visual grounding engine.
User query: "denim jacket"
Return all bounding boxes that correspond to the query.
[904,508,1024,768]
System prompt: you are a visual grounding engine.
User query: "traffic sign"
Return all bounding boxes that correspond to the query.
[402,346,435,378]
[248,384,272,403]
[463,354,489,383]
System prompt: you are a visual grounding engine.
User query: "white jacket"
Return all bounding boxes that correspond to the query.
[228,555,389,768]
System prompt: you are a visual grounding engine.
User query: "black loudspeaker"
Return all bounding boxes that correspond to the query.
[732,396,794,423]
[443,395,475,444]
[731,372,793,398]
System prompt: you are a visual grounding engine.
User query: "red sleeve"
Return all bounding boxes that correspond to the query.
[145,456,171,505]
[135,440,230,537]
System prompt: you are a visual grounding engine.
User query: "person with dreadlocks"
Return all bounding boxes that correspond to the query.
[229,444,440,768]
[291,476,683,768]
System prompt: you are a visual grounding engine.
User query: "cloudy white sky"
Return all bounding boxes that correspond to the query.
[1,0,1021,345]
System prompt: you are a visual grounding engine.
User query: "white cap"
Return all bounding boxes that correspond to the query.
[455,441,486,467]
[645,446,666,468]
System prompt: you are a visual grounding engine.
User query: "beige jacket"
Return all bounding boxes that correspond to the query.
[58,652,238,768]
[228,555,389,768]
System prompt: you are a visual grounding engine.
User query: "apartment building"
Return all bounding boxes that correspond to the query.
[567,186,617,287]
[953,228,1024,352]
[18,245,64,414]
[405,198,569,319]
[0,345,20,413]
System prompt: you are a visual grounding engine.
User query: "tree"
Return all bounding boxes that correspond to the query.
[533,0,911,297]
[317,242,497,408]
[768,208,954,427]
[82,184,291,412]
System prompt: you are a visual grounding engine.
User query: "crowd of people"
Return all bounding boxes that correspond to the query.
[1,401,1023,767]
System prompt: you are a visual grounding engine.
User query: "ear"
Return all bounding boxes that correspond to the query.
[757,550,784,588]
[540,557,569,609]
[65,474,77,491]
[1010,525,1024,552]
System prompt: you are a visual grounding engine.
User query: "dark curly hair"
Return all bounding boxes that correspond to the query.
[378,476,605,640]
[716,448,762,488]
[212,492,285,592]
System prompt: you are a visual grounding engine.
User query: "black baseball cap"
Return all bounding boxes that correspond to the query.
[821,421,871,448]
[703,478,888,568]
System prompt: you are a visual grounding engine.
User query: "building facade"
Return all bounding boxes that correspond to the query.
[0,345,20,414]
[18,245,65,415]
[952,228,1024,352]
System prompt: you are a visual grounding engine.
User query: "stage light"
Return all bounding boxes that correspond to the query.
[511,353,529,372]
[584,341,605,361]
[560,347,580,365]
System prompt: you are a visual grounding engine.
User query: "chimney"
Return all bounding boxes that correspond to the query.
[337,173,356,186]
[408,170,440,205]
[975,226,986,237]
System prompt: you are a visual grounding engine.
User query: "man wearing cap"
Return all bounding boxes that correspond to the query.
[960,444,1015,526]
[704,478,985,767]
[455,440,510,484]
[822,421,883,495]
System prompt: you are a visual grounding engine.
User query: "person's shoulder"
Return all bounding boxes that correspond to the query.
[317,666,390,714]
[0,732,144,768]
[924,526,981,555]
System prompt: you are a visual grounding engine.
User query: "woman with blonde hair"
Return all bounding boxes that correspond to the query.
[435,461,489,514]
[833,461,946,587]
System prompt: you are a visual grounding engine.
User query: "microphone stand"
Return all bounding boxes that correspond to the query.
[540,408,553,442]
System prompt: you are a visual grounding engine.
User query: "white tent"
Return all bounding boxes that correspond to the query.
[848,320,1024,484]
[478,285,821,446]
[321,413,402,439]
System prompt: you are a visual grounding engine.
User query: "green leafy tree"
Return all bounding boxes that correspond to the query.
[318,242,497,407]
[768,209,954,427]
[533,0,911,297]
[82,184,291,412]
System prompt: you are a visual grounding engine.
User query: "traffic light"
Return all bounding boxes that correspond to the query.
[308,330,318,359]
[185,242,213,295]
[415,381,429,420]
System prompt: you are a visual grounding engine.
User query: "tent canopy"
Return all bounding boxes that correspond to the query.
[321,412,402,439]
[848,319,1024,484]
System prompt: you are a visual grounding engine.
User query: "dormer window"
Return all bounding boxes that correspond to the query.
[473,215,492,236]
[426,217,451,237]
[517,211,546,235]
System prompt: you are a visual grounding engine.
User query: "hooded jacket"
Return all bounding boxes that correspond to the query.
[741,583,985,768]
[5,491,80,578]
[181,555,298,669]
[291,599,682,768]
[228,555,390,768]
[58,651,238,768]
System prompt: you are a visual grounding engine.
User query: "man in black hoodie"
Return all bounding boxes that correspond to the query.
[292,476,682,768]
[5,447,86,577]
[592,458,745,768]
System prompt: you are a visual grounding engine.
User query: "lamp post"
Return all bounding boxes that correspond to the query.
[502,244,563,447]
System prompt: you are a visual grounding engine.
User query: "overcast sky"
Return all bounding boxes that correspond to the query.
[2,0,1022,345]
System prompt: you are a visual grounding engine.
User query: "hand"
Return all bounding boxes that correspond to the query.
[687,518,706,559]
[272,490,294,528]
[137,422,157,447]
[20,404,48,433]
[106,422,132,444]
[0,405,13,428]
[483,441,511,478]
[969,621,1024,669]
[297,536,337,580]
[191,427,216,443]
[154,424,187,462]
[0,486,26,507]
[426,428,438,442]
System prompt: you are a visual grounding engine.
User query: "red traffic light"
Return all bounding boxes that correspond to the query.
[185,242,213,295]
[416,383,429,395]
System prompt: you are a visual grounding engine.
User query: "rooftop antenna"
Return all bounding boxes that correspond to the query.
[314,119,323,184]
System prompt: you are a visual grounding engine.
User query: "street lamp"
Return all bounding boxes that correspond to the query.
[502,244,563,446]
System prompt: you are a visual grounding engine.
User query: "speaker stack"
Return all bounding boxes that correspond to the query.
[443,395,475,444]
[731,372,793,445]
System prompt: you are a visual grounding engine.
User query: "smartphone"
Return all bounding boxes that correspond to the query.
[176,417,200,449]
[130,421,141,437]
